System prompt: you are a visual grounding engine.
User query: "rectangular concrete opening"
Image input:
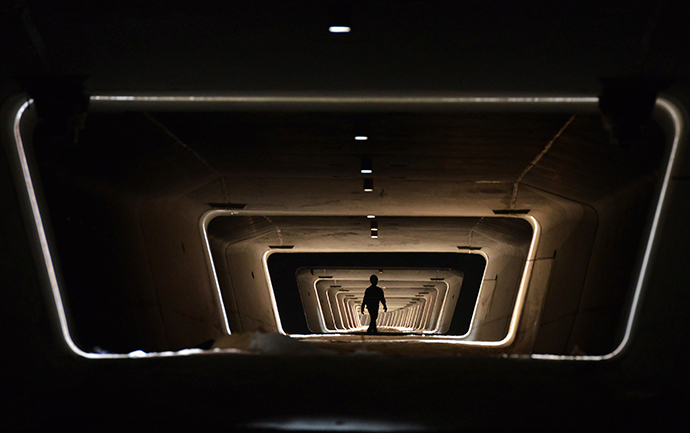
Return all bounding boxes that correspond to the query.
[271,258,477,335]
[5,94,677,358]
[206,214,532,342]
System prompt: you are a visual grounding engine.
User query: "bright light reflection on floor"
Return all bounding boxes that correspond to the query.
[246,418,424,432]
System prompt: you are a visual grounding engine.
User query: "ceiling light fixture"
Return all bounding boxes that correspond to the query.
[328,2,352,34]
[360,157,372,174]
[363,178,374,192]
[355,135,368,140]
[329,26,351,33]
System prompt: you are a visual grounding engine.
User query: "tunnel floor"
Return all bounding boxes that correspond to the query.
[300,335,502,357]
[212,331,504,357]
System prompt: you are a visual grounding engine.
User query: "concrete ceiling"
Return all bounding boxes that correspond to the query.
[3,1,687,95]
[62,110,664,218]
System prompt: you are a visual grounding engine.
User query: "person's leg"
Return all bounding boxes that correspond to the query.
[370,308,378,334]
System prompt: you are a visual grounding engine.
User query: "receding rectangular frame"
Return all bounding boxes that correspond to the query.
[202,210,535,347]
[3,93,682,360]
[292,267,463,334]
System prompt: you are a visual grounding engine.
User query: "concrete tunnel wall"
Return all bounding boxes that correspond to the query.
[520,112,665,355]
[209,234,279,333]
[512,195,599,353]
[55,187,228,353]
[464,218,532,341]
[137,195,228,349]
[556,177,657,354]
[23,106,230,353]
[508,177,659,356]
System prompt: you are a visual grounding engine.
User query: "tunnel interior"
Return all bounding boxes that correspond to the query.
[26,103,669,356]
[293,267,466,335]
[207,215,532,339]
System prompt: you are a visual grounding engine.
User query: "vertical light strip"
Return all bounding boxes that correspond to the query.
[334,291,344,331]
[532,97,684,361]
[12,99,86,357]
[13,101,232,358]
[11,99,235,358]
[261,249,290,335]
[500,215,540,346]
[10,100,129,359]
[200,210,233,335]
[324,290,337,331]
[11,101,228,359]
[432,281,451,333]
[606,98,683,359]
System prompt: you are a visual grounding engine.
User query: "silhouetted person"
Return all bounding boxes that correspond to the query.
[361,275,387,334]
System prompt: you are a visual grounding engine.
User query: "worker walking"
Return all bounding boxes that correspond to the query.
[361,275,387,334]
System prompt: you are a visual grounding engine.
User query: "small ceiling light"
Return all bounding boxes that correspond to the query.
[371,230,378,239]
[361,157,372,174]
[329,26,351,33]
[363,178,374,192]
[355,136,368,140]
[328,3,352,34]
[367,215,376,219]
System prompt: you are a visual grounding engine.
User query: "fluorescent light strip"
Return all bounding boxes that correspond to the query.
[328,26,351,33]
[11,99,89,357]
[90,95,599,106]
[200,214,234,335]
[324,290,338,330]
